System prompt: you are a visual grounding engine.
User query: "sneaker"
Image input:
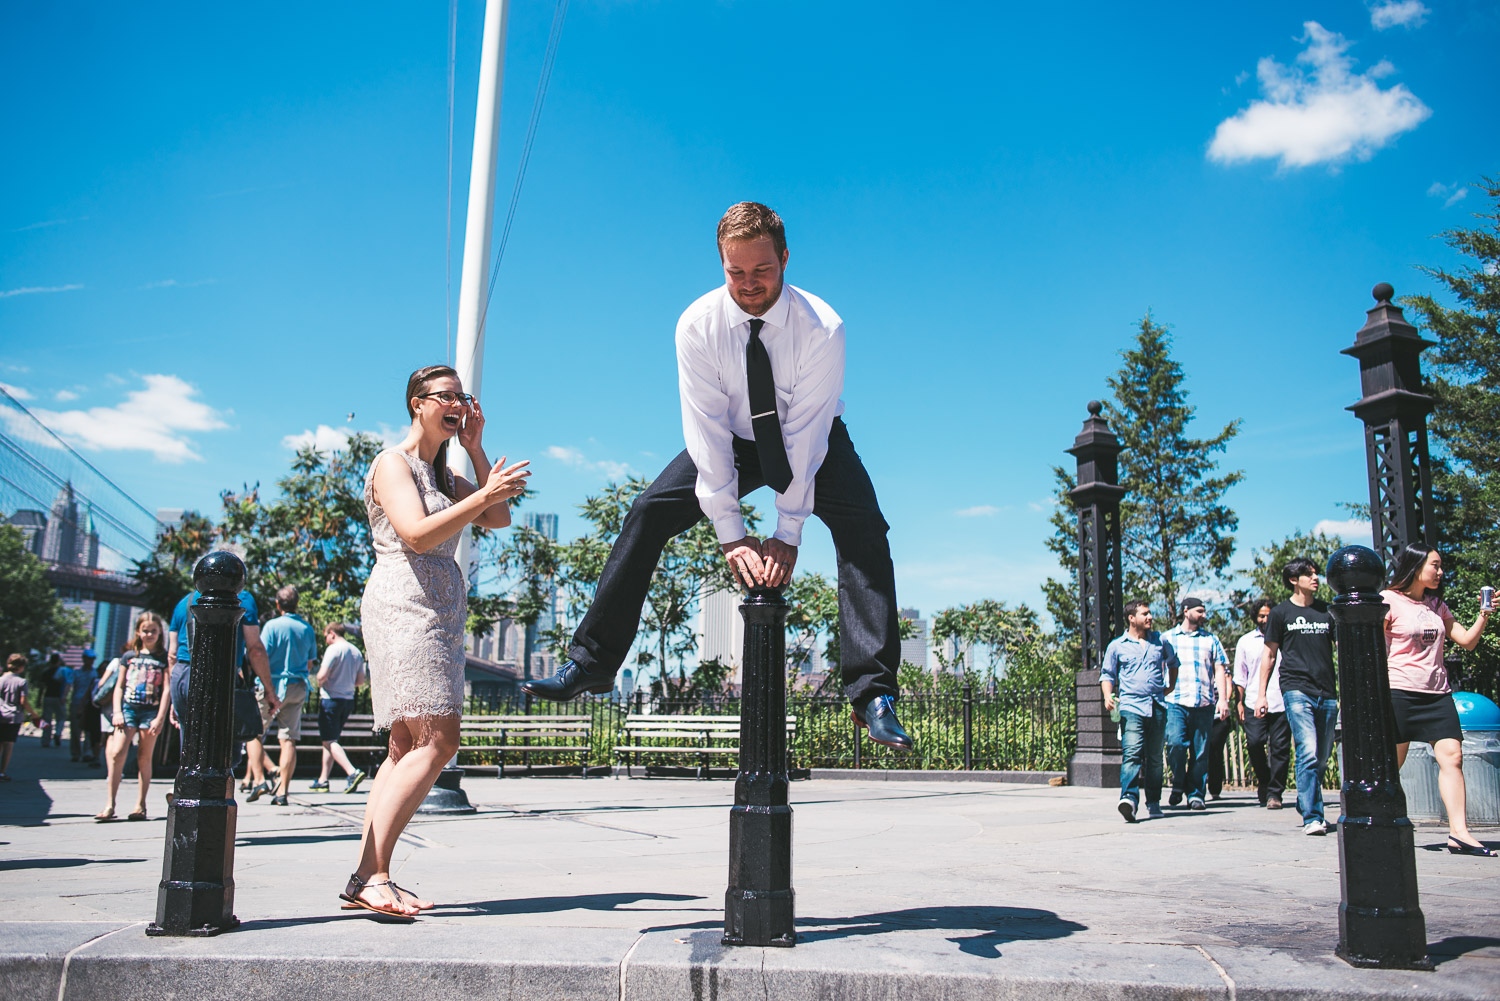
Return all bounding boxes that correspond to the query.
[1303,819,1328,836]
[343,769,367,794]
[1146,803,1164,819]
[1188,797,1206,811]
[271,794,289,806]
[308,780,330,791]
[1118,798,1137,823]
[1266,794,1283,810]
[1169,790,1184,807]
[245,781,272,803]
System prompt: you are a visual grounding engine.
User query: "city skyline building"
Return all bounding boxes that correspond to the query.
[899,607,929,672]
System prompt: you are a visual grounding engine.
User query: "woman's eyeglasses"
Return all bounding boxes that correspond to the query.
[417,391,475,406]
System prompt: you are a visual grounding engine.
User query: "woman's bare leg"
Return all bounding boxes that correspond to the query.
[134,730,157,814]
[1433,738,1480,845]
[350,715,456,912]
[100,727,131,816]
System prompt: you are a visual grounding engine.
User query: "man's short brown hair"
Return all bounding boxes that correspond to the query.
[7,653,27,672]
[326,622,346,637]
[717,201,786,259]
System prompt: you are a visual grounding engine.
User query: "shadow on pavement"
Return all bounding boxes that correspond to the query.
[448,891,707,917]
[797,905,1087,957]
[0,857,149,871]
[235,832,362,847]
[1428,936,1500,966]
[641,905,1087,959]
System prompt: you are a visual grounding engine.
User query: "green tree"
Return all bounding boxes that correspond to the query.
[470,514,561,681]
[131,510,218,617]
[1406,176,1500,698]
[784,571,839,688]
[0,525,91,659]
[552,478,760,687]
[1109,314,1242,611]
[1043,315,1241,649]
[930,599,1065,689]
[218,433,383,631]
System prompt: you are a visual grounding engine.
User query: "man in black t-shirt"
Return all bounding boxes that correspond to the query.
[1256,557,1338,835]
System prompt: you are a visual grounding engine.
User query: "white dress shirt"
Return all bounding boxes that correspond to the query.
[676,283,846,547]
[1233,628,1284,713]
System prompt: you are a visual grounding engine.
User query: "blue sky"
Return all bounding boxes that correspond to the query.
[3,1,1497,630]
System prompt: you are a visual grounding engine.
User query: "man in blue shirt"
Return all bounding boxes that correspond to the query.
[168,584,278,778]
[258,585,318,806]
[1161,597,1230,811]
[1101,599,1179,823]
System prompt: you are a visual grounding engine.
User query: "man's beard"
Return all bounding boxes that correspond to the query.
[731,274,783,316]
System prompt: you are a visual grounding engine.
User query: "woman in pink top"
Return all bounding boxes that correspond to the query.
[1382,543,1495,856]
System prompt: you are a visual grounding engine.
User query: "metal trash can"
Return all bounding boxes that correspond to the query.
[1397,691,1500,826]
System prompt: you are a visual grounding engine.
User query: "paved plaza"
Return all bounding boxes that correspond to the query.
[1,745,1496,1000]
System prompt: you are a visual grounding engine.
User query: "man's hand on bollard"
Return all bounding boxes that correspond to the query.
[761,539,797,588]
[721,537,766,589]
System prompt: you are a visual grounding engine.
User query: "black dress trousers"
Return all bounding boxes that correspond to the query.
[566,418,901,704]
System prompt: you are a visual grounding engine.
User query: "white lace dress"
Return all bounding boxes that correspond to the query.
[361,449,466,729]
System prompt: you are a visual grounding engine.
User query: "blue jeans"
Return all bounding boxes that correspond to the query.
[1283,690,1339,823]
[1120,704,1167,806]
[1166,703,1213,803]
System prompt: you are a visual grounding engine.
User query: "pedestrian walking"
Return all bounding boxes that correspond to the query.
[1101,599,1179,823]
[168,578,280,796]
[33,652,67,748]
[1162,597,1230,811]
[1256,558,1338,836]
[1233,598,1289,808]
[1,653,42,781]
[1382,543,1497,856]
[311,623,367,794]
[98,613,172,822]
[343,364,528,918]
[259,585,318,806]
[61,649,101,764]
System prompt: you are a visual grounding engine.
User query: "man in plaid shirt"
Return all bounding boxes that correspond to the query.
[1162,597,1230,811]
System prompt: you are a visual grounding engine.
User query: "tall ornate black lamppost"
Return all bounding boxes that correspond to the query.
[148,552,244,937]
[723,586,795,947]
[1343,283,1437,568]
[1326,546,1431,971]
[1067,401,1127,788]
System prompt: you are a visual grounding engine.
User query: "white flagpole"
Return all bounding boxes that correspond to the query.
[451,0,509,588]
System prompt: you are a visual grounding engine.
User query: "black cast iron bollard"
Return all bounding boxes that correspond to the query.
[147,551,245,937]
[723,586,795,947]
[1326,545,1431,970]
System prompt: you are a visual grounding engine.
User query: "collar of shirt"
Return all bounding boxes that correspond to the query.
[721,285,793,341]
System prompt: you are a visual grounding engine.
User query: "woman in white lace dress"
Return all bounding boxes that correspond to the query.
[341,364,529,919]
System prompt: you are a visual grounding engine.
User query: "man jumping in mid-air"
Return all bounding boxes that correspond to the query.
[525,201,912,750]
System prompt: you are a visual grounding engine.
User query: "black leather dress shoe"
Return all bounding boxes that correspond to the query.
[851,695,914,750]
[521,661,614,701]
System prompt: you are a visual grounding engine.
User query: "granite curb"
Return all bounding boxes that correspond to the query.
[3,921,1495,1001]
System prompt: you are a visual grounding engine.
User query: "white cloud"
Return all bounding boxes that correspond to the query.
[0,381,33,400]
[1208,22,1430,169]
[546,444,633,480]
[955,505,1000,518]
[283,423,404,453]
[141,278,216,290]
[1369,1,1428,30]
[26,374,228,463]
[1313,518,1374,543]
[53,389,79,402]
[0,283,83,299]
[1427,181,1469,208]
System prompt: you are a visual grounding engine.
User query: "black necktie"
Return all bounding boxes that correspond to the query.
[746,318,794,493]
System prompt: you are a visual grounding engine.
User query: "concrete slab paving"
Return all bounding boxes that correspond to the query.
[0,743,1496,1000]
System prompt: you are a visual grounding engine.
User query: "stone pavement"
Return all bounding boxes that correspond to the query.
[1,743,1496,1001]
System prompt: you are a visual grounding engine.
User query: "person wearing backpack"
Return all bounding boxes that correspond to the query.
[97,613,172,822]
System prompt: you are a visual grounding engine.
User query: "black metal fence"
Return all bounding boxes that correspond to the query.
[460,683,1075,774]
